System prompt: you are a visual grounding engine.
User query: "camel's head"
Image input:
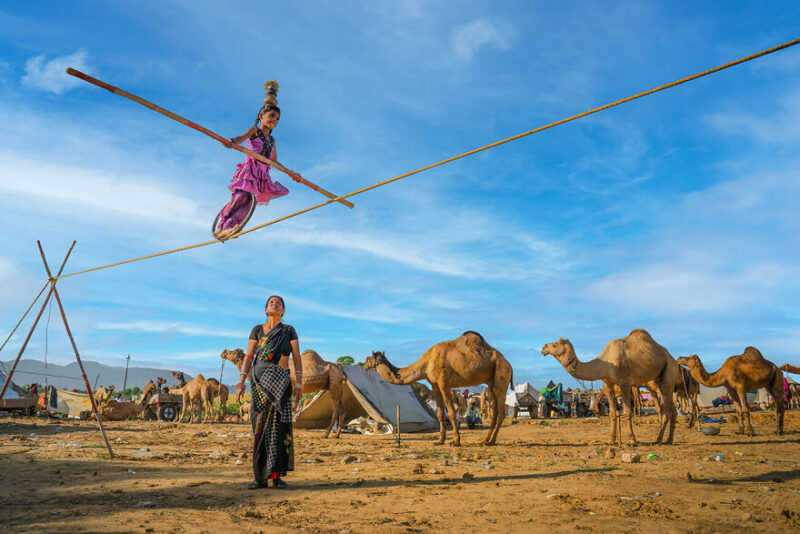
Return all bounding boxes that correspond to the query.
[107,385,115,393]
[541,338,572,360]
[363,354,378,373]
[220,348,245,366]
[171,370,186,381]
[676,354,700,370]
[156,377,166,388]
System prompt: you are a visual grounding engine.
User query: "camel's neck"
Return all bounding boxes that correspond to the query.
[376,356,426,385]
[557,348,613,381]
[688,362,725,387]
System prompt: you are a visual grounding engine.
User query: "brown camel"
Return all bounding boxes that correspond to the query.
[169,374,213,424]
[677,348,784,435]
[100,399,145,421]
[410,382,435,404]
[220,348,348,438]
[480,388,493,420]
[542,329,679,446]
[674,366,702,430]
[780,364,800,375]
[369,331,513,446]
[171,371,188,387]
[780,365,800,410]
[238,401,251,419]
[94,385,115,407]
[205,378,229,422]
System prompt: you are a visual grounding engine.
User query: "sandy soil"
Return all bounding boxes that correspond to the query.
[1,410,799,533]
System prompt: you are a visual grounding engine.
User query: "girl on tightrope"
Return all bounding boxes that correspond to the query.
[213,81,303,239]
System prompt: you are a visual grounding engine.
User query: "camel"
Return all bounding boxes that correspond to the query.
[94,385,114,407]
[369,331,513,446]
[411,382,435,404]
[480,388,493,420]
[169,374,213,424]
[171,371,188,387]
[205,378,229,422]
[238,401,251,419]
[100,399,145,421]
[673,366,702,429]
[542,329,679,446]
[780,364,800,375]
[220,348,348,438]
[677,348,784,435]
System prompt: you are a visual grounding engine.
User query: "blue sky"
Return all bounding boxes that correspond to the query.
[1,2,799,388]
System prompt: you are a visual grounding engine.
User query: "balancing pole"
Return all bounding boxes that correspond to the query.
[38,242,115,458]
[65,68,354,209]
[0,243,74,401]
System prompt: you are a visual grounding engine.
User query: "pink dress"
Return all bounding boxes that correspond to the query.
[228,134,289,205]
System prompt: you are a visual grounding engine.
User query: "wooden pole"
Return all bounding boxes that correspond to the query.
[65,68,354,209]
[396,405,400,446]
[0,243,74,401]
[38,242,115,458]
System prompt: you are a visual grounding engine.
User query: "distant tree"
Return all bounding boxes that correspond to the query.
[336,356,355,365]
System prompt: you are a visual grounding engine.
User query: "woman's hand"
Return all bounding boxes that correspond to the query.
[235,381,246,403]
[293,383,303,404]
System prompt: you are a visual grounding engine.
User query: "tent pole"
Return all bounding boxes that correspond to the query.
[38,242,115,458]
[0,242,74,401]
[396,405,400,446]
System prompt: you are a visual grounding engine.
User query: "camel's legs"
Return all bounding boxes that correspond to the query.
[441,386,461,446]
[604,385,620,446]
[335,397,347,439]
[619,386,638,445]
[482,387,498,445]
[488,382,507,445]
[660,388,677,444]
[770,372,785,435]
[726,388,746,434]
[692,391,702,430]
[430,383,447,445]
[735,387,755,436]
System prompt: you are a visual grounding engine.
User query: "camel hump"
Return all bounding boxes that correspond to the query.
[459,331,486,348]
[628,328,652,339]
[742,347,765,360]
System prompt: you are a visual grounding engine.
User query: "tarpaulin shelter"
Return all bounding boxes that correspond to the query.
[505,382,543,408]
[48,388,92,418]
[696,385,770,409]
[294,365,438,433]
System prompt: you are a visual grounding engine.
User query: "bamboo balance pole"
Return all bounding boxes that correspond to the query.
[65,68,354,209]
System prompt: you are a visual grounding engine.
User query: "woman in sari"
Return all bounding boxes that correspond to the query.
[235,295,303,489]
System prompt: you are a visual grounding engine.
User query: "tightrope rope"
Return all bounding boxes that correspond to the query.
[54,37,800,281]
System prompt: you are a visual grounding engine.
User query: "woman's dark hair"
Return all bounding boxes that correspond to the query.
[265,295,285,311]
[254,104,281,129]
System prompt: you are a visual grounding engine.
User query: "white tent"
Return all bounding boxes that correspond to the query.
[294,365,438,433]
[48,389,92,418]
[505,382,543,407]
[0,370,37,410]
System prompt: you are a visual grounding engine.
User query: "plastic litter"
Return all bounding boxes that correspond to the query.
[647,454,659,460]
[703,416,726,423]
[713,454,723,462]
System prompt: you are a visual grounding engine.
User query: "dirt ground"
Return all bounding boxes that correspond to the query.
[1,410,799,533]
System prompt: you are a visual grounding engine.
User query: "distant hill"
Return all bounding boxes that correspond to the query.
[0,359,234,391]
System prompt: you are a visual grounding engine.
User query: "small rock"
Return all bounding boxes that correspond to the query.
[428,467,442,475]
[758,486,773,492]
[410,454,420,459]
[127,469,136,475]
[686,472,693,481]
[483,464,494,470]
[314,458,324,463]
[132,448,152,458]
[605,448,616,459]
[208,450,226,459]
[238,452,248,459]
[412,464,425,475]
[341,455,358,464]
[235,459,243,465]
[621,453,640,464]
[135,501,155,508]
[462,472,474,481]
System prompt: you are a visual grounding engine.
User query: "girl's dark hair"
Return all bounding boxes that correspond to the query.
[265,295,285,311]
[254,104,281,129]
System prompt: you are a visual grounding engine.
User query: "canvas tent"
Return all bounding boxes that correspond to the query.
[48,388,93,418]
[505,382,543,408]
[696,385,771,409]
[0,370,37,410]
[294,365,438,433]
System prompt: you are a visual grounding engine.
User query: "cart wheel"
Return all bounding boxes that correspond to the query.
[212,194,256,239]
[158,404,178,422]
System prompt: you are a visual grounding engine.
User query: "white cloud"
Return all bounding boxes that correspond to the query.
[704,93,800,145]
[0,152,206,228]
[450,19,510,62]
[95,320,242,339]
[21,49,92,95]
